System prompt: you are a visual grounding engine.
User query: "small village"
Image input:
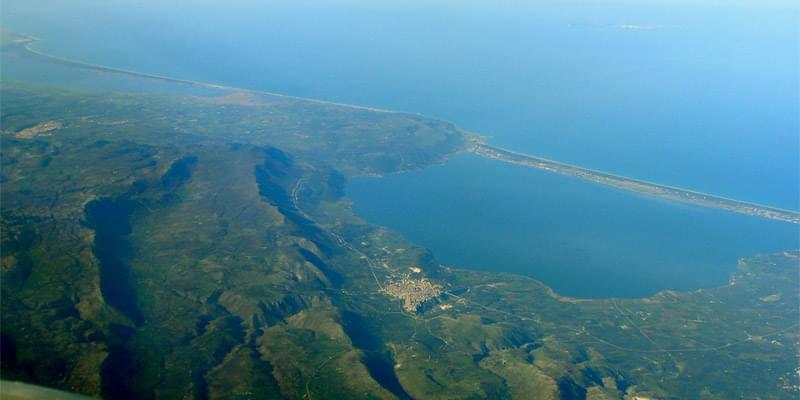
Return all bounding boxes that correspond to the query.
[382,272,443,313]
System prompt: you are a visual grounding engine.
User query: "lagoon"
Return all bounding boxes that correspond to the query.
[348,154,798,298]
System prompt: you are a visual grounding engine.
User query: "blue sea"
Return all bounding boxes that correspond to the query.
[3,0,798,297]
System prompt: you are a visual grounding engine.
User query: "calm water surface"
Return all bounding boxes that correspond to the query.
[3,1,798,208]
[3,0,798,297]
[348,155,798,298]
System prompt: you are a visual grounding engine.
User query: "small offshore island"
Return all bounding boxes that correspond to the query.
[470,139,800,224]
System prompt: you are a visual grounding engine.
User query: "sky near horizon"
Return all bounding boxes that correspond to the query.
[3,0,800,14]
[3,0,798,39]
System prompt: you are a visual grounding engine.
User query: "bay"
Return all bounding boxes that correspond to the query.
[348,155,798,298]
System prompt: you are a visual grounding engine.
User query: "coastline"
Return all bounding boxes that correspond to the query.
[7,32,798,225]
[13,34,398,114]
[470,140,800,224]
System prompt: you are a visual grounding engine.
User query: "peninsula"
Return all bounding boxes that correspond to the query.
[470,140,800,224]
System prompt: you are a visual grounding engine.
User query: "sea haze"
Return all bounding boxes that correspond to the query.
[2,0,798,297]
[3,0,797,208]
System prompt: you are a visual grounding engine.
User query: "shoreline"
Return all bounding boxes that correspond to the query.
[14,34,398,114]
[470,141,800,224]
[7,33,798,225]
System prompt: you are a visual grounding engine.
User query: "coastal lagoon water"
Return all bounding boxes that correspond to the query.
[348,155,798,298]
[3,1,798,297]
